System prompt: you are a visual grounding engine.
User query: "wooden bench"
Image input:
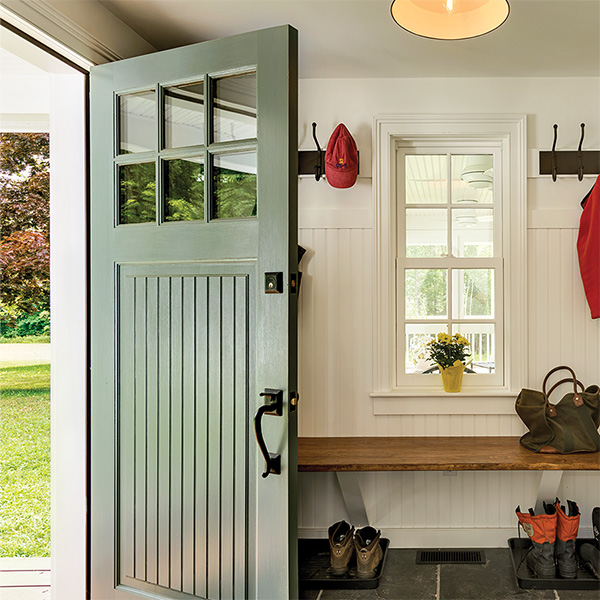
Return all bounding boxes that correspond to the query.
[298,436,600,525]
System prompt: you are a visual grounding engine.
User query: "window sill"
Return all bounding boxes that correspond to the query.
[370,390,518,415]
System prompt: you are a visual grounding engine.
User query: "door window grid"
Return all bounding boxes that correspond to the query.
[114,70,257,226]
[397,148,504,388]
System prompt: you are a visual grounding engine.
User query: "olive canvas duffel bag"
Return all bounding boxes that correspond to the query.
[515,366,600,454]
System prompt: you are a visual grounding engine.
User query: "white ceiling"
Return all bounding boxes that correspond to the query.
[96,0,600,78]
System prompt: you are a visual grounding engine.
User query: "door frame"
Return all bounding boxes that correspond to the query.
[0,12,90,600]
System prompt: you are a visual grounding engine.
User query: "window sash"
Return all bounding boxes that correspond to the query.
[395,147,504,389]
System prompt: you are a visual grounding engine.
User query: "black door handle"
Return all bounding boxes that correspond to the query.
[254,389,283,478]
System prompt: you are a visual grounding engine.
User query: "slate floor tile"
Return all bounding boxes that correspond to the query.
[299,548,600,600]
[439,549,556,600]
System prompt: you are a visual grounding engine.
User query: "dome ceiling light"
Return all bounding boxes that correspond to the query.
[390,0,510,41]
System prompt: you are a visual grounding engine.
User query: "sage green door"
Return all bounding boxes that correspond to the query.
[90,26,298,600]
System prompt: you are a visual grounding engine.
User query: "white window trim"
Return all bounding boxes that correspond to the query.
[371,114,527,415]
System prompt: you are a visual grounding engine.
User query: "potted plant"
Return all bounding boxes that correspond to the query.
[427,333,471,392]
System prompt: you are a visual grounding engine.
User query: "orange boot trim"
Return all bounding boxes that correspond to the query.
[516,509,557,544]
[556,500,580,542]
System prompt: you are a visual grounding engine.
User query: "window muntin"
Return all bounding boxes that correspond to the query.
[115,71,258,226]
[397,148,503,386]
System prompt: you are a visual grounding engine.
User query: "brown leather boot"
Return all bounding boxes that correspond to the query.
[328,520,354,575]
[556,499,580,579]
[354,526,383,578]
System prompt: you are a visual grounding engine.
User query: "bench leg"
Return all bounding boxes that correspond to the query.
[335,472,370,526]
[534,470,563,513]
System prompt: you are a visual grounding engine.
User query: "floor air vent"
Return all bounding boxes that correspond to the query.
[416,550,486,565]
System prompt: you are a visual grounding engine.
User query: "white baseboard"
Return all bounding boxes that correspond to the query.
[299,527,593,549]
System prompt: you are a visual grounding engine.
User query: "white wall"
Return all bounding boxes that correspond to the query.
[297,77,600,546]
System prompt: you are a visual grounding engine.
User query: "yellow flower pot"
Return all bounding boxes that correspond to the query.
[438,360,466,393]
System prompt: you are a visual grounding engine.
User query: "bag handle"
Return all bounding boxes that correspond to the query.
[542,366,584,414]
[546,377,584,398]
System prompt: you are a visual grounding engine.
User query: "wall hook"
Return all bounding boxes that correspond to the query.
[312,122,324,181]
[551,124,558,182]
[577,123,585,181]
[539,122,600,179]
[298,122,360,179]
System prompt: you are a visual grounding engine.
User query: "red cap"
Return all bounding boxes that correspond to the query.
[325,124,358,189]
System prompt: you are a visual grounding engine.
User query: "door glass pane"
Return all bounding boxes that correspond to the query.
[455,324,495,373]
[212,153,257,219]
[405,269,447,319]
[119,162,156,224]
[213,72,257,143]
[405,155,447,204]
[451,208,494,257]
[405,323,447,374]
[119,91,155,154]
[405,208,447,257]
[165,158,204,222]
[164,82,205,149]
[452,269,494,319]
[451,154,493,204]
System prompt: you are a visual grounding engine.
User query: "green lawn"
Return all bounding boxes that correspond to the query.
[0,363,51,557]
[0,335,50,344]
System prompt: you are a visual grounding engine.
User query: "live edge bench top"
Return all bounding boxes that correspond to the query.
[297,436,600,472]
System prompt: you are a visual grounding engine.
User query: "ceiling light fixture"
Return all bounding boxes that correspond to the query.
[390,0,510,41]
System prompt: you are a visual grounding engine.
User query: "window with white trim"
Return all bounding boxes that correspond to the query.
[397,147,503,388]
[372,115,527,405]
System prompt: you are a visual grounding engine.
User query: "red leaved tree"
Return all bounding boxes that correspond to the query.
[0,133,50,315]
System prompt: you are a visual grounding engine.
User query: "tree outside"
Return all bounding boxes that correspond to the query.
[1,132,50,339]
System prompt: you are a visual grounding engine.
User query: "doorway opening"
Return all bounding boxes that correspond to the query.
[0,17,88,599]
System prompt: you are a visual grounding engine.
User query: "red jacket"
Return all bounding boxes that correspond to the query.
[577,174,600,319]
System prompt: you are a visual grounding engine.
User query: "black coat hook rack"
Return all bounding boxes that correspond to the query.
[539,123,600,181]
[298,122,359,180]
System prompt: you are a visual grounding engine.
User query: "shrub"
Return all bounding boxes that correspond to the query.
[0,308,50,339]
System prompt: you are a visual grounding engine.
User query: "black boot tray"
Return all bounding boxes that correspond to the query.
[509,537,600,590]
[299,537,389,590]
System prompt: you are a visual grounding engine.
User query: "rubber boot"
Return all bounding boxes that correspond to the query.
[579,543,600,578]
[516,502,557,578]
[328,520,354,575]
[354,526,383,578]
[555,499,580,579]
[580,506,600,579]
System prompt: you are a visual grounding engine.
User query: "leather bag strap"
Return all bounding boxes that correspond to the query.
[542,366,584,414]
[546,377,584,399]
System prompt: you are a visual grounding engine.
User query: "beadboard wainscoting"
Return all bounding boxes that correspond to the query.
[298,215,600,547]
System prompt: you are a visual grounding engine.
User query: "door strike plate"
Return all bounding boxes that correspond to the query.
[264,272,283,294]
